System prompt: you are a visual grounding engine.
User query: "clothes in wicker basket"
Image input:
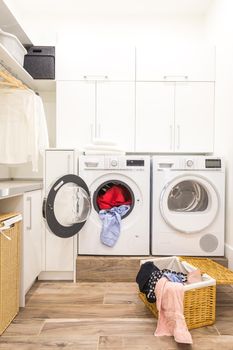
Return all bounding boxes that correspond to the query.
[136,261,187,303]
[155,277,193,344]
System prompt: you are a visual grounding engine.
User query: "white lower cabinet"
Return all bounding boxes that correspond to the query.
[136,82,214,153]
[22,189,42,305]
[41,149,76,278]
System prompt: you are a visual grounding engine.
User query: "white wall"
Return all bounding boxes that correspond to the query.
[15,15,207,47]
[0,165,10,179]
[205,0,233,267]
[5,0,212,46]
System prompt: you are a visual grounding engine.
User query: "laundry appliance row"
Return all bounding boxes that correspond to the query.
[43,151,225,261]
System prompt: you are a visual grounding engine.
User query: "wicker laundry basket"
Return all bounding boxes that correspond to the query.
[0,213,21,335]
[138,256,217,330]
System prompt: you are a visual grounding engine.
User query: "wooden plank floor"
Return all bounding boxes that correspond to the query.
[1,282,233,349]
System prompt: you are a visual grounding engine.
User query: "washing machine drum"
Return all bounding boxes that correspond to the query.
[160,176,219,233]
[43,174,91,238]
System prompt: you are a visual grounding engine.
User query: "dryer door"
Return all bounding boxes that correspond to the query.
[160,174,219,233]
[43,174,91,238]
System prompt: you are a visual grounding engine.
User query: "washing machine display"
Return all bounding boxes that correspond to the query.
[43,174,91,238]
[152,156,225,256]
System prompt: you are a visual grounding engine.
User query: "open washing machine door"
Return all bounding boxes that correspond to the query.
[160,174,219,233]
[43,174,91,238]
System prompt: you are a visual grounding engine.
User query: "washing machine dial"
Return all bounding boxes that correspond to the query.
[186,159,194,167]
[111,159,118,167]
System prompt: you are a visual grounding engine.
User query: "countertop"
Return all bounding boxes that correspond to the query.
[0,180,43,198]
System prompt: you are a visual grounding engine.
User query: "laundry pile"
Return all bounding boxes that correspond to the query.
[83,138,125,155]
[97,183,132,247]
[0,88,49,171]
[136,261,202,344]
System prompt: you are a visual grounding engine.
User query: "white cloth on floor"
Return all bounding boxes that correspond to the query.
[0,88,49,171]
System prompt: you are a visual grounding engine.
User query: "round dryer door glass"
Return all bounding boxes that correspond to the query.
[54,184,91,226]
[43,174,91,238]
[168,181,208,212]
[160,175,219,233]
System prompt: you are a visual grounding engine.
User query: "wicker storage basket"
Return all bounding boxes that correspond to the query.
[0,213,21,335]
[138,256,217,330]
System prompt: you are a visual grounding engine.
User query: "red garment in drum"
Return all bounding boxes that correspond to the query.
[97,185,132,210]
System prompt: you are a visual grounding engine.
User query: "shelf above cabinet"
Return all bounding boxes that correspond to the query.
[0,43,56,92]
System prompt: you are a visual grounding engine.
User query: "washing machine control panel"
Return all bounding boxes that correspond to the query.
[110,159,118,167]
[186,159,194,168]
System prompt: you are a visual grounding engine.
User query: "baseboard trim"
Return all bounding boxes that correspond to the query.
[38,271,74,281]
[225,243,233,270]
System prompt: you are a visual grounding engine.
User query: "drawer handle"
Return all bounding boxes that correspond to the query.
[163,75,188,80]
[26,197,32,230]
[83,75,108,81]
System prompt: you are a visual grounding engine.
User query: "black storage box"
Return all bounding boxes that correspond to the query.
[24,46,55,79]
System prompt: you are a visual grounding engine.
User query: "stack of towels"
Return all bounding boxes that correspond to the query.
[83,138,125,155]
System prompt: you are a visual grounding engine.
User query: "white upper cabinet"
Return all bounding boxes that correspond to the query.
[175,82,214,153]
[136,82,174,152]
[56,81,95,148]
[56,36,135,81]
[136,45,215,82]
[96,82,135,151]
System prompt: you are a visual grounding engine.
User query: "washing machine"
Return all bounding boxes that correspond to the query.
[43,154,150,256]
[152,156,225,256]
[77,155,150,255]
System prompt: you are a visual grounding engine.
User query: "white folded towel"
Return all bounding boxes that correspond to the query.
[92,138,117,146]
[84,144,123,151]
[84,150,126,155]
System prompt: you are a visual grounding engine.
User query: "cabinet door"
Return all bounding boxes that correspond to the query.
[175,82,214,153]
[96,82,135,151]
[56,36,135,81]
[137,45,215,81]
[23,190,42,292]
[56,81,95,148]
[135,82,174,152]
[44,150,75,271]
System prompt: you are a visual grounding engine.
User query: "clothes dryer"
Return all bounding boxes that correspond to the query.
[152,156,225,256]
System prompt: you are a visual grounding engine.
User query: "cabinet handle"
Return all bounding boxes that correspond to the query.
[26,197,32,230]
[83,75,108,81]
[177,125,180,150]
[67,154,71,173]
[90,124,94,142]
[170,125,173,150]
[163,75,188,80]
[98,123,101,138]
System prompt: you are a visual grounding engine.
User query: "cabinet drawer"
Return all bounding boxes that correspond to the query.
[136,45,215,82]
[56,36,135,81]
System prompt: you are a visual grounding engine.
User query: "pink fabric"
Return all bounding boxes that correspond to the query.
[154,277,192,344]
[187,269,202,284]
